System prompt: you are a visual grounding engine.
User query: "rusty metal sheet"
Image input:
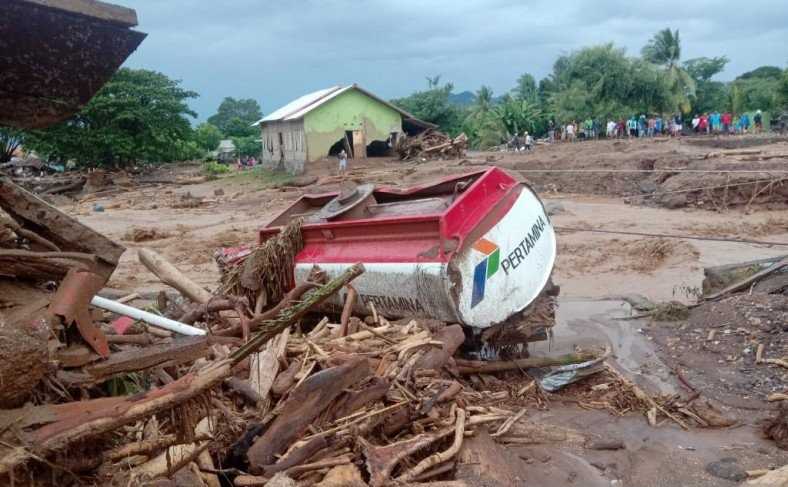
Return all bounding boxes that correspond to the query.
[0,0,146,129]
[48,268,109,357]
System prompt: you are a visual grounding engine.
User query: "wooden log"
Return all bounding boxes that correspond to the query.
[326,376,390,423]
[0,249,99,280]
[0,177,124,278]
[85,336,208,379]
[246,357,372,469]
[414,325,465,371]
[454,351,599,375]
[260,436,328,475]
[338,285,357,337]
[271,358,301,396]
[138,248,213,304]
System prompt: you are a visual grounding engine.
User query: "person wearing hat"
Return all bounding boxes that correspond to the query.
[524,131,534,151]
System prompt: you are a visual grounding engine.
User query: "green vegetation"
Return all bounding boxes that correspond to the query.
[393,29,787,149]
[202,160,232,177]
[25,68,199,166]
[230,167,295,187]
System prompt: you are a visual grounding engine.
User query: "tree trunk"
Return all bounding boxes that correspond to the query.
[0,316,49,407]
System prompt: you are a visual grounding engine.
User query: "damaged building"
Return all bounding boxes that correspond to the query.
[255,84,434,173]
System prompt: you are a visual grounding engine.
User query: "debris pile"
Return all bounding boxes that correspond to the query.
[396,130,468,161]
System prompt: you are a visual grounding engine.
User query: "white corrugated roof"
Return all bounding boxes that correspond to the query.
[252,84,436,129]
[253,86,342,125]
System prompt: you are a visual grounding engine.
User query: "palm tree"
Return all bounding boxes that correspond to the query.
[642,28,695,113]
[642,29,681,68]
[474,86,494,114]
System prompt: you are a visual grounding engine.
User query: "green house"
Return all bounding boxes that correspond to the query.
[255,84,433,173]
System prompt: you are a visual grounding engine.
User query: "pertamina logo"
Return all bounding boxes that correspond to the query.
[470,238,500,308]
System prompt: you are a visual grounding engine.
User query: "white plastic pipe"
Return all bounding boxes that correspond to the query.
[90,295,206,336]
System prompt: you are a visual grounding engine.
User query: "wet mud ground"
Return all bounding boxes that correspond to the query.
[65,135,788,486]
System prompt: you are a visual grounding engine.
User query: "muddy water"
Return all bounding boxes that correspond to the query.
[530,298,676,394]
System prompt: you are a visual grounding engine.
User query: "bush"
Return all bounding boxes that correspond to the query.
[202,161,231,177]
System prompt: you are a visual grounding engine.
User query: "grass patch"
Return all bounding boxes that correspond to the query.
[230,167,295,188]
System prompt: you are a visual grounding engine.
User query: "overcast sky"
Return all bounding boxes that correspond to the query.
[120,0,788,121]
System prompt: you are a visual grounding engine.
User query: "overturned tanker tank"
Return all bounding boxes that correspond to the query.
[259,167,558,349]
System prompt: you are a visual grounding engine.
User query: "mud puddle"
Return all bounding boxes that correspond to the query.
[530,298,676,394]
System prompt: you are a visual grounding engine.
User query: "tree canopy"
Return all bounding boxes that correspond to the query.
[25,68,198,166]
[207,97,262,137]
[392,84,464,136]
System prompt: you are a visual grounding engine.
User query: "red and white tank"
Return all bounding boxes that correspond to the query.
[259,167,557,330]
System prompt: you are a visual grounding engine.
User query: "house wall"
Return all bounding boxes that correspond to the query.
[303,89,402,162]
[260,120,307,173]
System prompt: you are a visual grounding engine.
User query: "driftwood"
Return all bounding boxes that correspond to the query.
[339,285,357,337]
[84,336,208,380]
[326,377,390,423]
[0,177,124,277]
[396,130,468,161]
[0,249,99,280]
[179,296,248,325]
[260,436,329,475]
[414,325,465,371]
[0,264,365,474]
[271,359,301,396]
[361,424,457,487]
[705,256,788,301]
[216,282,317,338]
[455,351,599,374]
[396,408,466,483]
[247,357,372,469]
[138,247,213,304]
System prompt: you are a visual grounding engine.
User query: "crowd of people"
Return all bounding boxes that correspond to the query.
[550,110,765,143]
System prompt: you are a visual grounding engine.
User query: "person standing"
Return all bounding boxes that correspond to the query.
[524,132,534,151]
[742,113,751,133]
[565,121,575,142]
[754,110,763,133]
[338,149,348,175]
[722,111,732,134]
[699,113,709,134]
[548,120,556,144]
[627,116,637,138]
[673,113,683,137]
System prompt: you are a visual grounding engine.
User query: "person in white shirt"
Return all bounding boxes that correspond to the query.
[606,120,616,138]
[565,122,575,142]
[524,132,534,151]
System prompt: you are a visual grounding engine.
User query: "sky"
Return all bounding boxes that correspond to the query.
[120,0,788,121]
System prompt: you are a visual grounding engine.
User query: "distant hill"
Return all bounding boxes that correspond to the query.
[448,91,476,106]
